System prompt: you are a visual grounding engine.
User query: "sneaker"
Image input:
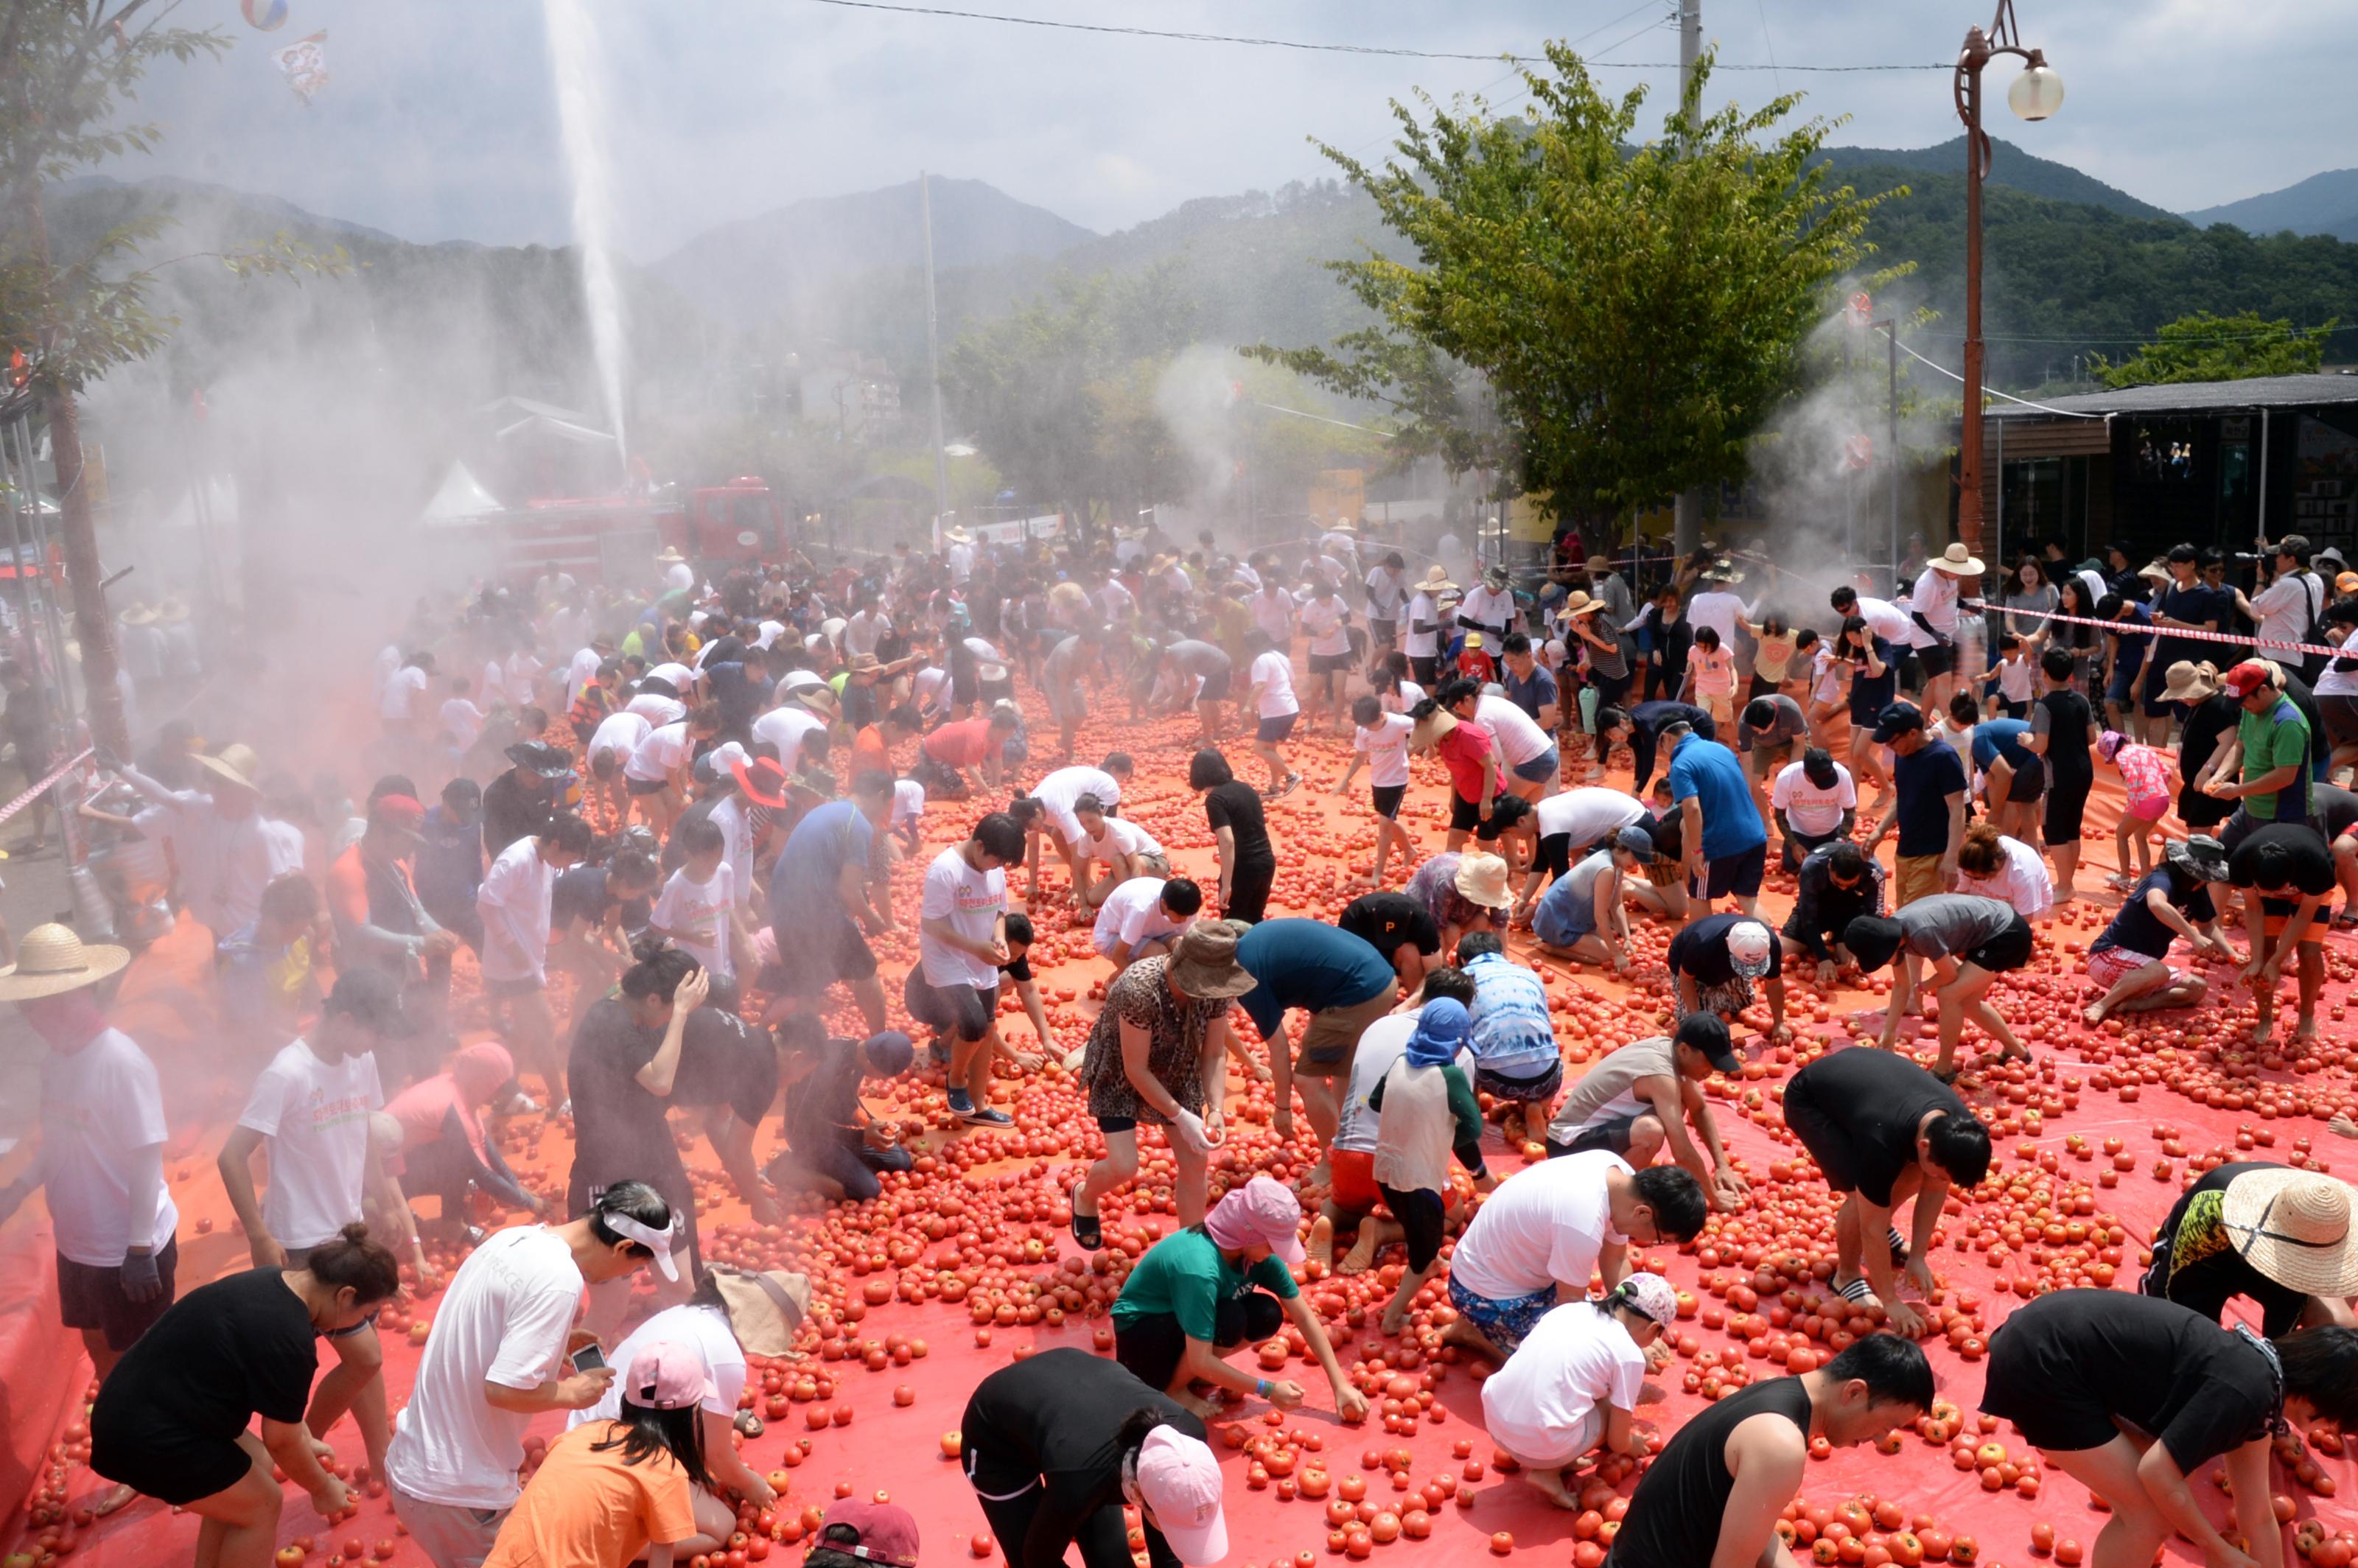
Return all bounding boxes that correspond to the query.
[500,1091,540,1115]
[958,1105,1012,1127]
[946,1089,976,1118]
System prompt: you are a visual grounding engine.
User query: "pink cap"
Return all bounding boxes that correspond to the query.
[1136,1427,1228,1565]
[1614,1272,1682,1327]
[1203,1175,1306,1266]
[621,1339,716,1412]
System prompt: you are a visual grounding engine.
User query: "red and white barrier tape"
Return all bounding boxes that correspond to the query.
[0,746,92,827]
[1991,604,2346,663]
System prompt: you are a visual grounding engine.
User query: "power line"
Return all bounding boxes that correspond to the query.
[1917,323,2357,346]
[791,0,1948,69]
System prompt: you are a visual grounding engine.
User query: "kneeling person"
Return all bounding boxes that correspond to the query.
[1544,1013,1748,1213]
[1480,1275,1679,1510]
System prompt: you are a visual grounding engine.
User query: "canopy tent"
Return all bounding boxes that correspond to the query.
[477,395,617,448]
[420,460,505,525]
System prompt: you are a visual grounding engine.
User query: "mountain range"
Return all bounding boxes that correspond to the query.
[2183,168,2358,242]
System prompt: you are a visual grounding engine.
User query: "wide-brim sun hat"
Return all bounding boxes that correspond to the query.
[192,743,262,793]
[1929,542,1986,577]
[1409,707,1458,751]
[1167,920,1259,1000]
[1416,567,1456,594]
[0,923,131,1001]
[1453,853,1513,910]
[942,525,974,545]
[2221,1168,2358,1297]
[2159,660,2220,704]
[1558,591,1604,618]
[711,1267,813,1358]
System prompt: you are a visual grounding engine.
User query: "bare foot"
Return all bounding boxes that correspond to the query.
[1340,1228,1379,1275]
[2083,1003,2106,1026]
[1308,1214,1336,1269]
[1523,1467,1581,1510]
[89,1482,136,1518]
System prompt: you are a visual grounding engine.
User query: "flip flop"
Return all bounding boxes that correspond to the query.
[1833,1276,1875,1304]
[1068,1184,1102,1251]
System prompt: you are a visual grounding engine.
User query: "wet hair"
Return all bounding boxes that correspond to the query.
[259,872,321,926]
[1474,794,1534,840]
[1925,1110,1993,1186]
[1102,752,1134,776]
[1189,749,1234,790]
[1955,820,2005,876]
[1823,1334,1936,1414]
[1841,915,1905,973]
[590,1398,712,1494]
[1827,841,1869,881]
[1160,878,1204,917]
[1743,698,1779,730]
[1631,1166,1709,1242]
[1002,911,1035,948]
[676,815,724,858]
[546,813,595,857]
[973,811,1026,862]
[1351,694,1383,727]
[2040,645,2076,682]
[620,938,702,1000]
[1455,931,1503,964]
[1418,966,1477,1007]
[609,847,661,893]
[2278,1328,2358,1427]
[304,1222,402,1306]
[589,1178,678,1267]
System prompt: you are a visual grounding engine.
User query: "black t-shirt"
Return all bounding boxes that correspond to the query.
[1985,1290,2278,1472]
[482,771,555,858]
[567,997,676,1180]
[2093,864,2215,958]
[2228,822,2335,898]
[552,863,652,942]
[2033,689,2096,779]
[1338,892,1440,959]
[1203,781,1274,869]
[671,1007,780,1126]
[2279,670,2331,768]
[1667,911,1781,987]
[1784,1049,1967,1207]
[1611,1375,1815,1568]
[1643,805,1684,863]
[94,1267,316,1452]
[783,1035,873,1153]
[2149,1161,2309,1340]
[960,1348,1209,1568]
[2180,693,2244,785]
[1893,741,1967,858]
[2315,783,2358,841]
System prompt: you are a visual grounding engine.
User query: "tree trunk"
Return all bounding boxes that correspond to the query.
[23,189,128,755]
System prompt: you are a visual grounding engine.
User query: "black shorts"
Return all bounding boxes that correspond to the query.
[1778,1077,1858,1194]
[1370,619,1398,645]
[2001,755,2047,802]
[1411,657,1439,685]
[1371,785,1407,819]
[783,916,879,992]
[1256,712,1300,743]
[89,1428,251,1508]
[1693,841,1767,900]
[903,969,1000,1043]
[1535,832,1575,881]
[1225,861,1274,924]
[1915,643,1954,678]
[2045,770,2093,844]
[626,776,670,797]
[1196,668,1232,704]
[1965,911,2035,974]
[1476,1060,1564,1103]
[57,1236,178,1353]
[1377,1183,1447,1273]
[1449,793,1488,833]
[1980,1323,2117,1454]
[1547,1113,1641,1161]
[1309,651,1355,676]
[1848,668,1896,724]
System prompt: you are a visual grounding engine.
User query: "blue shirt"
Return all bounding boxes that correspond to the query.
[1971,717,2035,773]
[769,799,875,934]
[1463,953,1558,1077]
[1894,740,1968,858]
[1500,664,1558,724]
[1234,919,1396,1040]
[1668,738,1766,861]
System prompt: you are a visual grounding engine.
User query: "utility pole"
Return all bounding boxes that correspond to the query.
[920,172,953,533]
[1671,0,1706,560]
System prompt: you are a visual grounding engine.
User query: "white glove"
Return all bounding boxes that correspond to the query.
[1168,1109,1211,1154]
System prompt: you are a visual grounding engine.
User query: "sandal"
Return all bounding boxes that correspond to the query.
[1929,1065,1961,1085]
[1068,1184,1102,1251]
[1833,1276,1875,1304]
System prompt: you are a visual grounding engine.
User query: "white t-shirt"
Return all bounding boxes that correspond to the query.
[653,863,736,981]
[40,1029,178,1266]
[625,690,688,727]
[1380,679,1427,715]
[441,698,487,752]
[646,661,696,693]
[1447,1149,1630,1302]
[566,647,602,707]
[1684,589,1752,651]
[1406,592,1441,658]
[1909,567,1962,644]
[1770,760,1857,837]
[1957,834,2054,920]
[911,666,951,715]
[892,779,926,829]
[2318,641,2358,699]
[1250,650,1299,719]
[1476,693,1555,767]
[1536,788,1646,848]
[665,561,695,592]
[1077,814,1164,867]
[1850,595,1917,647]
[1354,712,1414,789]
[1250,589,1295,646]
[388,1225,588,1508]
[1030,768,1122,842]
[477,838,556,985]
[380,665,428,721]
[570,1302,745,1429]
[1460,584,1516,633]
[626,721,695,784]
[1299,598,1351,657]
[751,706,828,768]
[589,710,653,765]
[237,1039,384,1250]
[920,846,1006,989]
[1334,1009,1474,1155]
[1995,655,2036,704]
[1092,877,1194,958]
[1365,568,1407,619]
[844,612,888,658]
[1480,1301,1648,1465]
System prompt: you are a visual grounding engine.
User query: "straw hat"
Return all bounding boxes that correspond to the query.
[1408,706,1458,752]
[1416,566,1456,595]
[710,1267,813,1358]
[1556,590,1605,620]
[2220,1169,2358,1297]
[654,547,688,564]
[120,605,158,627]
[2159,660,2220,704]
[1327,519,1358,534]
[846,652,882,674]
[1928,542,1985,577]
[1148,554,1177,576]
[192,743,262,793]
[1166,920,1259,1000]
[156,597,190,625]
[1453,853,1513,909]
[1701,561,1745,584]
[942,525,974,545]
[789,682,840,715]
[0,923,130,1001]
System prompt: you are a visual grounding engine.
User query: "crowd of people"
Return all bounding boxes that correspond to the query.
[2,515,2357,1568]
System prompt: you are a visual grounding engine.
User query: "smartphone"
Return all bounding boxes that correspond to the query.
[571,1344,606,1373]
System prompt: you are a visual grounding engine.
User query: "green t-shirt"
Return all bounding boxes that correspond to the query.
[1110,1227,1299,1341]
[2237,697,2312,821]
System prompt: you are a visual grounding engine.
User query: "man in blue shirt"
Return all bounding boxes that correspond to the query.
[1869,702,1967,908]
[1665,723,1768,918]
[1970,714,2045,844]
[1235,919,1398,1167]
[766,770,898,1034]
[1497,634,1560,728]
[2097,592,2154,735]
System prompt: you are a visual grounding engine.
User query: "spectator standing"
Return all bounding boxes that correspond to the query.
[1868,703,1967,906]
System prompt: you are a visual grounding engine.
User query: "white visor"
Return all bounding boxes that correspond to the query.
[605,1208,684,1281]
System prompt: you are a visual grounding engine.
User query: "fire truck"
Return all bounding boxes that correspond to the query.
[424,472,792,586]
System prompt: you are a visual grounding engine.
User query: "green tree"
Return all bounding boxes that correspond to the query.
[1252,44,1893,539]
[2091,309,2338,388]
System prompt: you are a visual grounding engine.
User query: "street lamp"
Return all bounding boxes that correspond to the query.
[1954,0,2062,556]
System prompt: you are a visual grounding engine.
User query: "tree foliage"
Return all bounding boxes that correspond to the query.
[2089,309,2337,389]
[1250,44,1892,531]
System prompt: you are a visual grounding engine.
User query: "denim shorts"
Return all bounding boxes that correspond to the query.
[1446,1275,1556,1356]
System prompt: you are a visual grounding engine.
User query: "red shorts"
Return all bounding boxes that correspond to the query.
[2088,945,2169,990]
[1330,1150,1467,1217]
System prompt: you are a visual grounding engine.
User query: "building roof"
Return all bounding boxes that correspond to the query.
[1986,372,2358,421]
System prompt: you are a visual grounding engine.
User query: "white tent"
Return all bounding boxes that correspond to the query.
[421,461,504,524]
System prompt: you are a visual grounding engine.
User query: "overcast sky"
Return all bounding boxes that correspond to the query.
[119,0,2357,259]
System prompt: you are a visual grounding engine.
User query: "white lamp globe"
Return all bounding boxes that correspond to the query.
[2007,60,2065,122]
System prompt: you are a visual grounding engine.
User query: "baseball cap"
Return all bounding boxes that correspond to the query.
[1725,919,1775,979]
[2221,659,2273,698]
[861,1029,916,1076]
[1674,1011,1740,1074]
[1136,1427,1229,1565]
[813,1500,920,1568]
[1868,702,1923,744]
[505,741,573,779]
[1612,824,1656,864]
[1612,1272,1682,1327]
[1802,746,1839,789]
[620,1339,717,1412]
[1202,1175,1306,1266]
[370,793,427,837]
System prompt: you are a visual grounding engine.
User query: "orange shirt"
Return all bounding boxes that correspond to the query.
[481,1421,696,1568]
[850,724,892,780]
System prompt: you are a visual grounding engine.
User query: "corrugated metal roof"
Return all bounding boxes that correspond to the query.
[1984,373,2358,420]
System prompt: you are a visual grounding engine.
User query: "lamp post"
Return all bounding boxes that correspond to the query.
[1954,0,2063,556]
